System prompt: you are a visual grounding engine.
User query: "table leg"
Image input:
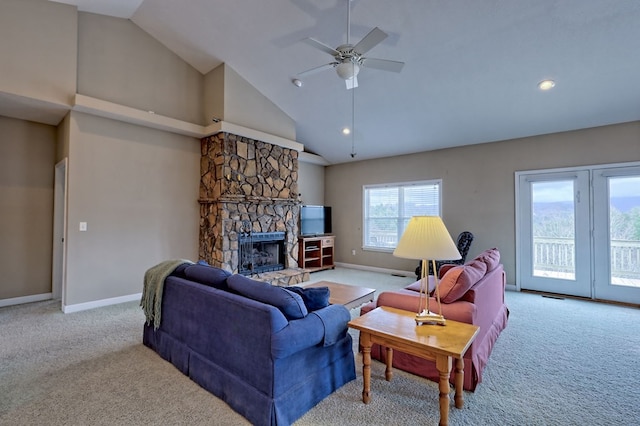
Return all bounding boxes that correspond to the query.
[454,357,464,409]
[436,355,452,426]
[361,332,371,403]
[385,347,393,381]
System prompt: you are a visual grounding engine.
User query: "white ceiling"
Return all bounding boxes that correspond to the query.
[49,0,640,163]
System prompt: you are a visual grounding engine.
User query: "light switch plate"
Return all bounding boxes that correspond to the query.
[79,222,87,231]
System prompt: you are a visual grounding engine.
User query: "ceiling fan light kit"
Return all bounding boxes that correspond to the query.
[336,61,360,80]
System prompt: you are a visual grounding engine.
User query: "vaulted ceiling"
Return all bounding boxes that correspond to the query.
[51,0,640,164]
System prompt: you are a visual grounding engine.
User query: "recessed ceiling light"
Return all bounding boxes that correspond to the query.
[538,79,556,91]
[342,127,351,135]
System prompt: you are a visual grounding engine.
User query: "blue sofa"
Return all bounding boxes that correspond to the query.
[142,263,356,426]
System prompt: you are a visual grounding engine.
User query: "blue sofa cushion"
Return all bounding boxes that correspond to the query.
[285,286,330,311]
[183,264,231,290]
[227,275,308,320]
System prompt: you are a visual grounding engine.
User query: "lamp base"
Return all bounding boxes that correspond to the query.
[415,310,446,326]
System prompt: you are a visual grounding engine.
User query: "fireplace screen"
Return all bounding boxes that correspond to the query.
[239,231,286,275]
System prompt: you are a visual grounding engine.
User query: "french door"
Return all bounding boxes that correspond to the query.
[592,166,640,303]
[517,163,640,304]
[518,171,591,297]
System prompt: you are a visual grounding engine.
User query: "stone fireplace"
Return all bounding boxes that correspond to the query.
[198,132,302,281]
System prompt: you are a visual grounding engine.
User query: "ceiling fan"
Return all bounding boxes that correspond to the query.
[296,0,404,89]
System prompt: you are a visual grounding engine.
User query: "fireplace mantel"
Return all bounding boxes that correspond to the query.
[198,196,299,205]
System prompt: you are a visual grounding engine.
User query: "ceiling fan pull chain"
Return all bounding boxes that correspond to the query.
[351,85,356,158]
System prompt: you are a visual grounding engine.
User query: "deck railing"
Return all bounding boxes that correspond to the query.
[534,237,640,279]
[368,233,640,280]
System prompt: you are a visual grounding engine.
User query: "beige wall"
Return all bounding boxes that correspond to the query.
[0,0,77,106]
[0,116,56,299]
[64,112,200,306]
[77,12,203,124]
[203,65,225,125]
[326,121,640,283]
[222,65,297,141]
[0,2,303,308]
[298,161,325,206]
[56,113,71,163]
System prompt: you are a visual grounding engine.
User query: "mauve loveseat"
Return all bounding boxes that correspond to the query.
[143,263,355,426]
[360,248,508,391]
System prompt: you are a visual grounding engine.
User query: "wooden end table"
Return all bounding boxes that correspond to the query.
[304,280,375,310]
[348,306,479,426]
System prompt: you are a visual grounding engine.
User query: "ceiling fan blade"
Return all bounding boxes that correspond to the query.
[303,37,340,57]
[361,57,405,73]
[353,27,388,55]
[297,62,338,77]
[346,75,358,90]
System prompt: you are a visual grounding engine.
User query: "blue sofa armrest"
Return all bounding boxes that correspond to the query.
[271,304,350,358]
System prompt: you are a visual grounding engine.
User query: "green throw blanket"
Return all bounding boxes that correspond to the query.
[141,259,193,329]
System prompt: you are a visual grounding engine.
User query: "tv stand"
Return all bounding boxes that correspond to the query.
[298,235,335,272]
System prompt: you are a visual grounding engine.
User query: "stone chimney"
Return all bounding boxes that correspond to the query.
[198,132,300,273]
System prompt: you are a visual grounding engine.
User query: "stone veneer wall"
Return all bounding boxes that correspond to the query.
[198,132,300,273]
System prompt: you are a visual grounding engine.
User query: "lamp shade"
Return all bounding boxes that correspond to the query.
[393,216,462,261]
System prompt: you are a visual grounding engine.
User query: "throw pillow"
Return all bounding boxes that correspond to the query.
[227,275,308,320]
[476,248,500,271]
[435,266,464,300]
[285,286,330,311]
[184,264,231,290]
[438,259,487,303]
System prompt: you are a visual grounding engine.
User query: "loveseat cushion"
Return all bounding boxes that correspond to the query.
[285,286,330,311]
[227,274,308,320]
[476,248,500,271]
[183,264,231,290]
[438,259,487,303]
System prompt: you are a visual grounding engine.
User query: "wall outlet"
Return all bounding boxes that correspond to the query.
[351,249,356,256]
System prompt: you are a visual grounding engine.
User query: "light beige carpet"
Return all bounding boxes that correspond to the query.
[2,267,639,425]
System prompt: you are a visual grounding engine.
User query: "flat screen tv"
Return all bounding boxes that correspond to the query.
[300,205,332,236]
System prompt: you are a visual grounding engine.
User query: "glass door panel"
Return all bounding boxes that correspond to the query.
[531,180,576,280]
[593,167,640,304]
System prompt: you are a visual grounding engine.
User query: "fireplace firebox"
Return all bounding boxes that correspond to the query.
[239,231,286,275]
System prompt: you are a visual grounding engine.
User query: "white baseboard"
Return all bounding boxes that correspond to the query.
[0,293,53,308]
[334,262,415,278]
[63,293,142,314]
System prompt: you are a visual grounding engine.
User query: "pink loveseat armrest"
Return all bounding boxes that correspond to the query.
[361,290,477,325]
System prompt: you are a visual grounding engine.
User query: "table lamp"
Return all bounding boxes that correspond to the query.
[393,216,461,325]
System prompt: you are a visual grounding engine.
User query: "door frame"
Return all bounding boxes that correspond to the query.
[592,164,640,304]
[52,158,68,309]
[515,168,591,297]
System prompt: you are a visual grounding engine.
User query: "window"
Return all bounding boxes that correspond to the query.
[363,180,442,251]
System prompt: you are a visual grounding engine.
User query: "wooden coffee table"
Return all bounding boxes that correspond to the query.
[304,280,375,310]
[348,306,479,426]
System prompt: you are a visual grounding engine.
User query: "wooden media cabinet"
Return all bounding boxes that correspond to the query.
[298,235,335,272]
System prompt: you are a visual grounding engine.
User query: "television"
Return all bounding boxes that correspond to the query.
[300,205,332,236]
